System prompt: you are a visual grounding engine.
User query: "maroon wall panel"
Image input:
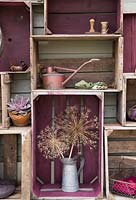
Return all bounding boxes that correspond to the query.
[47,0,118,34]
[124,14,136,72]
[48,14,117,34]
[48,0,117,13]
[0,3,30,71]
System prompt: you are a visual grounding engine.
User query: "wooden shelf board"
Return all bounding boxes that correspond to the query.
[31,34,122,41]
[0,126,31,134]
[32,89,104,96]
[104,123,136,130]
[124,73,136,79]
[0,68,31,75]
[125,121,136,127]
[32,89,120,96]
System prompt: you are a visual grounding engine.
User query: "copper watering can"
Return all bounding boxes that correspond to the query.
[41,59,100,89]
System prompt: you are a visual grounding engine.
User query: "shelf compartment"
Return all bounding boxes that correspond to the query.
[31,36,123,91]
[118,73,136,126]
[30,2,44,35]
[0,2,30,72]
[124,14,136,72]
[32,93,103,198]
[45,0,123,34]
[0,127,31,200]
[104,124,136,200]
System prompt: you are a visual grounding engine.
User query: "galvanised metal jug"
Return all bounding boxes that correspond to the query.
[61,157,84,192]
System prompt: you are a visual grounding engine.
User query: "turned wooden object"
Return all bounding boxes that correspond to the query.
[89,19,95,33]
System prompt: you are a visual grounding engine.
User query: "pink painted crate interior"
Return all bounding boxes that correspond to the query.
[0,2,30,72]
[47,0,122,34]
[32,94,103,198]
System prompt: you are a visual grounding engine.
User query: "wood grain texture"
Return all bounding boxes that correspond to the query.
[3,135,17,181]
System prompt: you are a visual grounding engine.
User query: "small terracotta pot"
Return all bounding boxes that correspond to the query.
[9,112,31,127]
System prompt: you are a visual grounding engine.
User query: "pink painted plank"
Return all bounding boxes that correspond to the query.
[124,14,136,72]
[82,96,99,183]
[0,3,30,72]
[48,0,117,13]
[34,96,53,184]
[39,183,100,197]
[48,13,117,34]
[54,96,67,183]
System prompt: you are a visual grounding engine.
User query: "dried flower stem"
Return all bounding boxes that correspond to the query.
[69,144,74,159]
[56,144,64,159]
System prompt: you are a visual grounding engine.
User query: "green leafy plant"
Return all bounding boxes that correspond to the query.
[37,106,99,159]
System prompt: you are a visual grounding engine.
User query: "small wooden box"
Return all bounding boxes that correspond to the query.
[32,92,104,199]
[104,124,136,200]
[45,0,123,34]
[0,127,31,200]
[0,2,30,72]
[118,73,136,126]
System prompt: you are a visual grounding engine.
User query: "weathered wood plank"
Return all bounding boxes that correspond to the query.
[108,140,136,153]
[3,135,17,181]
[39,58,115,73]
[123,0,136,13]
[38,40,113,55]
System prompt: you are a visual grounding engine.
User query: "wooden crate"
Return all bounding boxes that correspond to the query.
[124,14,136,72]
[0,74,11,128]
[30,2,44,35]
[31,36,123,91]
[118,73,136,126]
[0,127,31,200]
[0,2,30,72]
[45,0,123,34]
[104,124,136,200]
[32,91,104,199]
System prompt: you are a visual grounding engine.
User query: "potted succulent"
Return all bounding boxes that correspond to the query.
[37,106,99,192]
[7,95,31,126]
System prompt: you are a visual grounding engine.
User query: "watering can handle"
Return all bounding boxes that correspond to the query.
[77,156,85,176]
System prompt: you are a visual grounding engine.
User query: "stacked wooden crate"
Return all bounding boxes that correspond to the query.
[0,2,31,200]
[104,1,136,199]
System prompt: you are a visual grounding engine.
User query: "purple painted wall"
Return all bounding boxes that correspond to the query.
[124,14,136,72]
[0,3,30,72]
[32,95,102,198]
[47,0,120,34]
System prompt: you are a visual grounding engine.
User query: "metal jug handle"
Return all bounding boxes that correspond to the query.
[77,156,85,176]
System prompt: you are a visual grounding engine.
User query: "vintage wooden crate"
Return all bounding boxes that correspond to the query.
[0,2,30,72]
[118,73,136,126]
[30,2,44,35]
[31,36,123,91]
[45,0,123,34]
[124,14,136,72]
[0,127,31,200]
[32,91,104,199]
[104,124,136,200]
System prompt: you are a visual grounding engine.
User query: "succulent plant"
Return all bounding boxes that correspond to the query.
[7,95,31,115]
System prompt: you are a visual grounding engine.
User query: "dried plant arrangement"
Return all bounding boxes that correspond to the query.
[37,106,99,159]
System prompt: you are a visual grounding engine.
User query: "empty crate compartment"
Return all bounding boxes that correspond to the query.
[32,37,123,91]
[31,4,44,35]
[0,2,30,72]
[0,134,21,198]
[46,0,122,34]
[32,94,103,198]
